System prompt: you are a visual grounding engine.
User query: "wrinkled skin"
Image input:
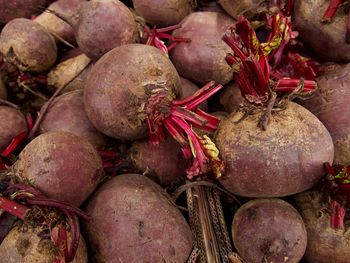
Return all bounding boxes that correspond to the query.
[218,0,263,18]
[215,102,334,197]
[133,0,193,27]
[0,77,7,100]
[295,190,350,263]
[0,18,57,73]
[0,106,27,151]
[13,131,104,206]
[232,199,307,263]
[0,224,88,263]
[294,0,350,62]
[75,0,137,60]
[40,90,108,147]
[170,12,234,85]
[83,174,193,263]
[84,44,181,140]
[180,77,208,111]
[35,0,85,43]
[130,137,186,187]
[0,0,47,25]
[299,64,350,165]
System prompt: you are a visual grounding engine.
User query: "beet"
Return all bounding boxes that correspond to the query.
[0,0,48,25]
[83,174,193,262]
[218,0,262,18]
[75,0,137,60]
[232,198,307,263]
[40,90,108,147]
[130,137,186,187]
[0,18,57,73]
[0,106,27,151]
[35,0,85,44]
[47,54,92,93]
[170,12,234,85]
[0,77,7,100]
[84,43,181,140]
[294,0,350,62]
[13,131,103,206]
[0,224,88,263]
[180,77,207,111]
[295,189,350,263]
[215,102,334,197]
[219,82,244,113]
[133,0,193,27]
[299,64,350,165]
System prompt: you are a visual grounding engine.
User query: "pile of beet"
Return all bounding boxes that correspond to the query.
[0,0,349,262]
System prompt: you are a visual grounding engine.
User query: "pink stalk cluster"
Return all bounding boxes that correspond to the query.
[324,163,350,229]
[143,24,190,54]
[145,81,224,179]
[222,16,317,106]
[0,182,88,262]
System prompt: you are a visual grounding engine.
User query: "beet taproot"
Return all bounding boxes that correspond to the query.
[219,82,244,113]
[170,12,234,85]
[0,77,7,100]
[40,90,108,147]
[75,0,137,60]
[0,18,57,73]
[215,102,334,197]
[84,43,181,140]
[232,198,307,263]
[83,173,193,263]
[218,0,263,18]
[13,131,103,206]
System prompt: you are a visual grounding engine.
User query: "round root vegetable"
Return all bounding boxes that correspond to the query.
[0,77,7,100]
[133,0,193,27]
[84,43,181,141]
[180,77,208,111]
[13,131,104,206]
[34,0,85,44]
[0,18,57,73]
[47,54,92,93]
[299,63,350,165]
[232,198,307,263]
[218,0,263,18]
[219,82,244,113]
[83,173,193,263]
[170,12,234,85]
[130,137,186,187]
[215,102,334,197]
[295,189,350,263]
[39,90,108,147]
[0,224,88,263]
[0,106,27,151]
[75,0,137,60]
[294,0,350,62]
[0,0,47,25]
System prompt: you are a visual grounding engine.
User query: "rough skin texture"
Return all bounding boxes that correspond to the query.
[180,77,208,111]
[299,64,350,165]
[215,102,334,197]
[170,12,234,85]
[295,190,350,263]
[294,0,350,62]
[0,0,47,25]
[232,199,307,263]
[0,224,88,263]
[75,0,137,60]
[83,174,193,263]
[218,0,263,18]
[13,131,104,206]
[0,106,27,151]
[0,77,7,100]
[130,137,186,187]
[35,0,85,44]
[133,0,193,27]
[40,90,108,147]
[84,44,181,140]
[0,18,57,73]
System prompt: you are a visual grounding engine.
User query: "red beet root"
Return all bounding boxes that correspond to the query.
[0,77,7,100]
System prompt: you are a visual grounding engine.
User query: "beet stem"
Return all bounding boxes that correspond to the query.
[322,0,343,22]
[0,196,29,220]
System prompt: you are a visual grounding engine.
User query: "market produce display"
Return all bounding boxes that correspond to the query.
[0,0,349,262]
